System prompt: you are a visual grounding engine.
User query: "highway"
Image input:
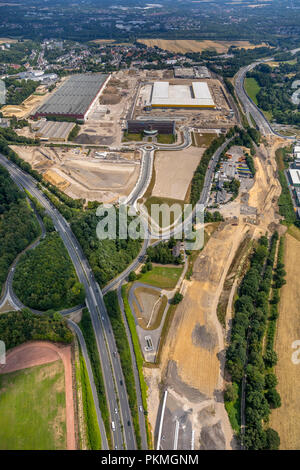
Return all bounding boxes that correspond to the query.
[0,153,137,451]
[67,319,109,449]
[234,58,296,140]
[235,61,273,136]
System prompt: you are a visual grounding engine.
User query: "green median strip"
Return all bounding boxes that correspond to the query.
[121,284,153,449]
[77,349,102,449]
[104,290,142,449]
[79,308,112,448]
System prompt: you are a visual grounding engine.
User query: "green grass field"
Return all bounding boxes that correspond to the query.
[0,361,66,450]
[245,77,273,121]
[245,77,260,105]
[138,265,183,289]
[156,134,175,144]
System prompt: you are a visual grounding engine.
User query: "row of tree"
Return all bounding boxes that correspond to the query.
[226,233,283,450]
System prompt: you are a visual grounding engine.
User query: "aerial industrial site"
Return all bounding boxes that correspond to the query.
[1,0,300,457]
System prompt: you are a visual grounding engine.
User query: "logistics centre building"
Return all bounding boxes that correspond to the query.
[33,73,110,121]
[149,81,215,109]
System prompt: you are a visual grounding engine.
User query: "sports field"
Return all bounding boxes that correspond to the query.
[0,360,66,450]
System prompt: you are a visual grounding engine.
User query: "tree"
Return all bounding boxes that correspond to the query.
[264,428,280,450]
[266,388,281,409]
[265,373,278,389]
[264,349,278,368]
[224,383,238,402]
[171,292,183,305]
[128,271,137,282]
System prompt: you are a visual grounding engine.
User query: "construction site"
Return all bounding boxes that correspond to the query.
[10,145,140,203]
[135,75,235,131]
[144,135,287,450]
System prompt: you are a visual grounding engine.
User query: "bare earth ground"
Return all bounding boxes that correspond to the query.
[152,147,204,201]
[134,286,161,329]
[1,89,51,119]
[148,222,247,449]
[137,39,269,54]
[0,341,76,450]
[145,136,284,448]
[10,145,140,203]
[270,233,300,449]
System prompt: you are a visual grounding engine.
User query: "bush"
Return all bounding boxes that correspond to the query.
[171,292,183,305]
[128,271,137,282]
[224,383,238,402]
[265,428,280,450]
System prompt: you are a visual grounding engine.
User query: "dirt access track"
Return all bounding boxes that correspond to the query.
[0,341,76,450]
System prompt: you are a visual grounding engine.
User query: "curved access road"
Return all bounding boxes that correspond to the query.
[0,153,136,451]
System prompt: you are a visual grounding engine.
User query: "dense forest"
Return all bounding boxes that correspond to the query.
[247,61,300,126]
[0,309,73,349]
[4,78,40,106]
[71,210,141,287]
[146,239,183,265]
[0,164,40,291]
[13,233,85,311]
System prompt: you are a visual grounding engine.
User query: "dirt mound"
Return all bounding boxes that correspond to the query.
[100,94,121,105]
[74,133,114,145]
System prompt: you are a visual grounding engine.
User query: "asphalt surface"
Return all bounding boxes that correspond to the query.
[68,319,109,450]
[235,61,273,136]
[0,153,136,451]
[235,58,296,140]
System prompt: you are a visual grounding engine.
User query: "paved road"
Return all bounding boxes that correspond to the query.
[235,61,274,136]
[0,153,136,451]
[116,285,148,449]
[235,58,296,140]
[68,319,109,449]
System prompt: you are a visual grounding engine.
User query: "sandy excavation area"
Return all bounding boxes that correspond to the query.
[144,136,286,449]
[152,147,204,201]
[0,341,76,450]
[270,233,300,449]
[248,138,284,231]
[1,89,50,119]
[10,145,140,203]
[148,222,248,450]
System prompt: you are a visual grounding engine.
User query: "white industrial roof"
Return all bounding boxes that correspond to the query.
[289,169,300,185]
[294,145,300,153]
[192,82,212,100]
[150,81,215,107]
[152,81,169,99]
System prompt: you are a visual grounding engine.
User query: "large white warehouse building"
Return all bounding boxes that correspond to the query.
[149,81,215,108]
